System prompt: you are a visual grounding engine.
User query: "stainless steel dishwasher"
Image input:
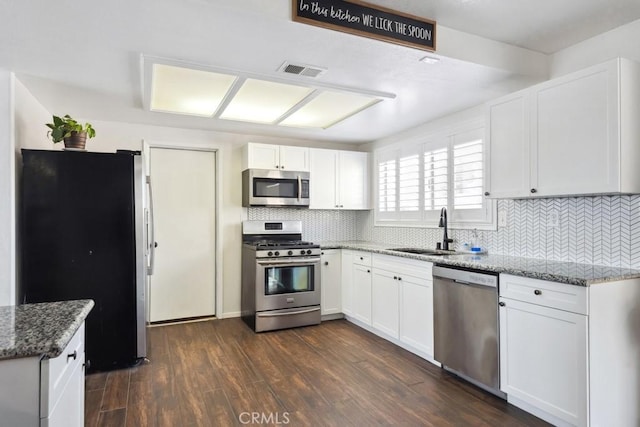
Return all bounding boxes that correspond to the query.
[433,265,505,398]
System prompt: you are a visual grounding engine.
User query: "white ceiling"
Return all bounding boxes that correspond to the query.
[1,0,639,144]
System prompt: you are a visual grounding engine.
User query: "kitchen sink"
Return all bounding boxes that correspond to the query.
[386,247,456,256]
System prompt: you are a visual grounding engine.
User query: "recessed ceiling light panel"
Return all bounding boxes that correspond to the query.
[220,79,313,124]
[150,64,236,116]
[280,91,381,129]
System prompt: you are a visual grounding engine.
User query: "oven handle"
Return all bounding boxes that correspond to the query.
[257,257,320,266]
[257,307,320,318]
[297,175,302,201]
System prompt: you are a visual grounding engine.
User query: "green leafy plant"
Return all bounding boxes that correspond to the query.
[45,114,96,143]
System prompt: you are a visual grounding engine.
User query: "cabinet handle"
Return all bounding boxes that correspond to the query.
[324,261,329,266]
[67,350,77,362]
[530,188,537,194]
[393,276,397,280]
[367,269,370,273]
[534,289,542,295]
[275,165,279,169]
[484,191,490,196]
[340,205,344,208]
[499,301,506,307]
[281,165,285,169]
[360,257,363,260]
[398,277,402,281]
[335,205,339,208]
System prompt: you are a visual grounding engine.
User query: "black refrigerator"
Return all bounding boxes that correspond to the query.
[20,149,149,372]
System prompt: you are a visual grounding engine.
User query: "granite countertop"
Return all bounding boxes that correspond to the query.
[0,299,94,360]
[320,241,640,286]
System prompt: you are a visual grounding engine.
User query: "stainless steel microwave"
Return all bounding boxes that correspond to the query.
[242,169,310,207]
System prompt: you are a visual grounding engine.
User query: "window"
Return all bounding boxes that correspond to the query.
[375,126,495,229]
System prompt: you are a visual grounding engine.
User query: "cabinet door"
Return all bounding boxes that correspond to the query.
[532,62,619,196]
[309,149,337,209]
[321,250,342,315]
[399,276,433,357]
[246,143,281,170]
[44,357,84,427]
[500,298,587,426]
[337,151,369,209]
[371,268,399,338]
[341,251,353,315]
[485,91,531,198]
[352,264,372,325]
[279,146,310,171]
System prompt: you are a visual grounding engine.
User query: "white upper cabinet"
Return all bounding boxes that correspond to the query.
[486,57,640,198]
[242,143,310,171]
[309,148,370,210]
[485,90,530,198]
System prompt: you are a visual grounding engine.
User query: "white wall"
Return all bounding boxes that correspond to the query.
[13,79,53,302]
[0,71,15,306]
[551,18,640,76]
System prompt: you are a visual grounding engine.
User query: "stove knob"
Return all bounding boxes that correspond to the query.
[300,250,306,255]
[267,251,273,257]
[306,250,312,255]
[288,250,293,256]
[274,251,280,256]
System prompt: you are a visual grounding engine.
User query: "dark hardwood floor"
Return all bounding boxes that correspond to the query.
[85,318,549,426]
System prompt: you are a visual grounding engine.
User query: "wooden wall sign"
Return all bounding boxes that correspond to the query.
[292,0,436,51]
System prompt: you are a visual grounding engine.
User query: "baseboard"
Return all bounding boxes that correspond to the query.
[218,311,241,319]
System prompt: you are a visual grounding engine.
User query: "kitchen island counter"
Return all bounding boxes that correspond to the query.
[0,299,94,360]
[320,241,640,286]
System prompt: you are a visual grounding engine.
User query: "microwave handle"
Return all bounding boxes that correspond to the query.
[298,175,302,201]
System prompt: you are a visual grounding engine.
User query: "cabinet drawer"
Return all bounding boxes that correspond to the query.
[41,323,85,417]
[500,274,588,315]
[352,252,372,267]
[373,253,432,279]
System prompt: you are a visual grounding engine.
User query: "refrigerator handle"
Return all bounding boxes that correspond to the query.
[146,175,156,276]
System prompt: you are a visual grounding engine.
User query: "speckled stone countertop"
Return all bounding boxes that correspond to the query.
[320,241,640,286]
[0,299,94,360]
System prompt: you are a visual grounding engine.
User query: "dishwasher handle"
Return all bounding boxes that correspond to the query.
[432,266,498,288]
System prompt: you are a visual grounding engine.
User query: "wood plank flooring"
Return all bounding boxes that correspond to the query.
[85,318,549,426]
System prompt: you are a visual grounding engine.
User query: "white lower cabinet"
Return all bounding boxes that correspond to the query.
[399,273,434,358]
[341,250,372,325]
[356,254,435,361]
[371,268,400,338]
[0,323,85,427]
[352,264,373,326]
[320,250,342,316]
[499,297,587,427]
[499,273,640,427]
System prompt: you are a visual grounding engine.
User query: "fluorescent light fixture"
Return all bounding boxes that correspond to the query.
[280,91,381,128]
[143,56,395,128]
[220,79,313,124]
[420,55,441,64]
[150,64,236,116]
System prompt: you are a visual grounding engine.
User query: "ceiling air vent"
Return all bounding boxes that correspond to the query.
[279,62,327,78]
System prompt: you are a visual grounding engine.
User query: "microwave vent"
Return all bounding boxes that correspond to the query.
[279,62,327,78]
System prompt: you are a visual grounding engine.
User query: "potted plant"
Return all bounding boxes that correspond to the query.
[46,114,96,150]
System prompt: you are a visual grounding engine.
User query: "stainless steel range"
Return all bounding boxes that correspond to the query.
[241,220,321,332]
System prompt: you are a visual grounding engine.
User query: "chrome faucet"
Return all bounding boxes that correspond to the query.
[438,207,453,250]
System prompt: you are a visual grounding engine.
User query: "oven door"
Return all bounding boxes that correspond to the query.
[255,257,320,312]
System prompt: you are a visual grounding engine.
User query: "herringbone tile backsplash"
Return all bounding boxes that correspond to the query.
[358,196,640,268]
[249,195,640,268]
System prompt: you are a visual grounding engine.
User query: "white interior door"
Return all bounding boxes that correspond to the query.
[149,148,216,322]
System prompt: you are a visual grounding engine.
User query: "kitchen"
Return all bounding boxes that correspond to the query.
[2,0,640,426]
